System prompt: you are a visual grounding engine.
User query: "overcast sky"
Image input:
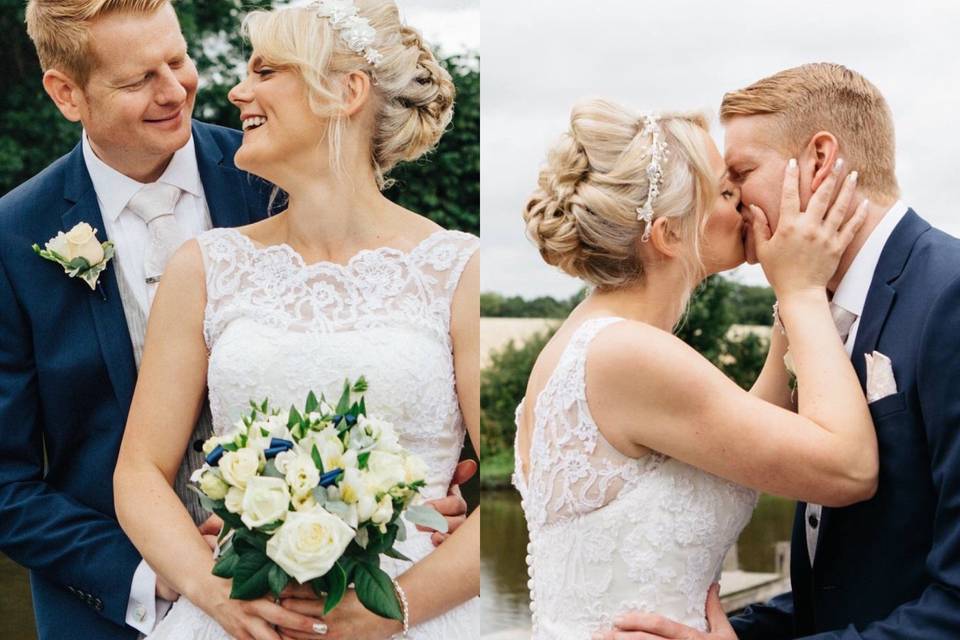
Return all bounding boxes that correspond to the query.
[481,0,960,298]
[290,0,479,53]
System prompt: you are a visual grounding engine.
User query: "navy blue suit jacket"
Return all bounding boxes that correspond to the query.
[0,122,271,639]
[731,210,960,639]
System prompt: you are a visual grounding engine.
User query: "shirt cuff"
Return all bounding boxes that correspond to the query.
[125,560,173,634]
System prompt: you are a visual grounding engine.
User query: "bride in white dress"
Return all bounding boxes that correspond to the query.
[514,101,878,638]
[114,3,479,639]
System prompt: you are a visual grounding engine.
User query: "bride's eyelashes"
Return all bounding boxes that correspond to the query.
[254,67,276,78]
[722,190,736,200]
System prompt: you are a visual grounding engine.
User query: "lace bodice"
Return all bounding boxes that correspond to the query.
[154,226,481,640]
[513,317,758,638]
[199,227,477,501]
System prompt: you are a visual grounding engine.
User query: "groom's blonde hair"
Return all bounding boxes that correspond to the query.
[26,0,171,87]
[720,63,899,200]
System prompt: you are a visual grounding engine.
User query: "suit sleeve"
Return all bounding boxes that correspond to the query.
[0,248,143,629]
[730,590,796,640]
[797,273,960,639]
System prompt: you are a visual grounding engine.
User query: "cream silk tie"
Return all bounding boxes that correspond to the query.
[126,182,185,305]
[806,300,859,565]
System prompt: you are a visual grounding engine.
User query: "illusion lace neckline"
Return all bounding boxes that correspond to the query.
[223,226,454,270]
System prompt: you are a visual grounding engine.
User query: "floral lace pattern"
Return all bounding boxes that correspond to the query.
[514,317,757,638]
[147,227,479,640]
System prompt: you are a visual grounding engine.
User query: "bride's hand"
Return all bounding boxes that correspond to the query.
[200,580,328,640]
[277,583,402,640]
[746,158,868,300]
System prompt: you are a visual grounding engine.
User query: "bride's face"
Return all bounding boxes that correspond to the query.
[699,134,745,275]
[228,53,327,181]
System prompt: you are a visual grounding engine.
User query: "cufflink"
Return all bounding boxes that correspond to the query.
[134,604,147,622]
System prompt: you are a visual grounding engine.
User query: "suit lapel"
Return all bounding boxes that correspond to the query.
[816,209,930,555]
[193,123,258,229]
[61,145,138,408]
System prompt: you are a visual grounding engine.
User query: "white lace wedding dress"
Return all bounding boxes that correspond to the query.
[513,317,758,639]
[147,227,480,639]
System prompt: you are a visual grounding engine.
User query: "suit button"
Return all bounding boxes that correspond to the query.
[808,514,819,528]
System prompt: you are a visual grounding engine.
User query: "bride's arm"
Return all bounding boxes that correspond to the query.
[748,323,795,411]
[280,252,481,640]
[113,241,325,640]
[592,163,877,508]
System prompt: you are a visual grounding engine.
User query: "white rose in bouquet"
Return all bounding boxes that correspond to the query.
[291,492,317,512]
[199,470,230,500]
[240,477,290,529]
[367,451,406,492]
[404,453,429,485]
[220,449,262,489]
[285,454,321,498]
[266,507,355,583]
[225,486,245,514]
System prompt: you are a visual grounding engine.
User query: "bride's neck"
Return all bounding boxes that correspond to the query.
[274,164,391,255]
[581,265,692,332]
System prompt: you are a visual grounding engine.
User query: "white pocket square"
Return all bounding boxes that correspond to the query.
[864,350,898,402]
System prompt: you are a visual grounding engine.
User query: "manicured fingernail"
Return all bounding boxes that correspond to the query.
[788,158,797,169]
[313,622,329,633]
[848,170,858,183]
[833,158,844,173]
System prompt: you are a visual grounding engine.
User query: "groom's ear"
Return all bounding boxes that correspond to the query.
[41,69,84,123]
[804,131,840,196]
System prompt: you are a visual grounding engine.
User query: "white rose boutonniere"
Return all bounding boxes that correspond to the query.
[32,223,115,292]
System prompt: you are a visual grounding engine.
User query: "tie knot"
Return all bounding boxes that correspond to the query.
[829,302,857,343]
[127,182,182,224]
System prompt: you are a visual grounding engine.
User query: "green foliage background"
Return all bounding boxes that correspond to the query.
[480,278,776,486]
[0,0,479,235]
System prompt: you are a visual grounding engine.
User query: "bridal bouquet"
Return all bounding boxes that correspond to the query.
[189,377,445,619]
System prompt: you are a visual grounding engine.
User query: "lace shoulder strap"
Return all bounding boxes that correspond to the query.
[409,229,478,294]
[195,227,252,348]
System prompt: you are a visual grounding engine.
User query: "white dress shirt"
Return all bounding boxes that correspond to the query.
[805,200,909,565]
[82,131,211,634]
[81,131,211,315]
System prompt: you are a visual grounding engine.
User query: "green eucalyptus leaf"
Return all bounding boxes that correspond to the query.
[404,504,449,534]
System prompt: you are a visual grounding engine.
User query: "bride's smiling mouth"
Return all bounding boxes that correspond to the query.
[242,115,268,133]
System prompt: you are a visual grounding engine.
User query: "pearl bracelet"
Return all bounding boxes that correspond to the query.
[392,578,410,638]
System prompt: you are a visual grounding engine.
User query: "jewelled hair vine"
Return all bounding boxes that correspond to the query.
[311,0,384,66]
[636,113,669,242]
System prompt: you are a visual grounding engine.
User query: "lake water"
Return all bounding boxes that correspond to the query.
[1,553,37,639]
[480,489,795,636]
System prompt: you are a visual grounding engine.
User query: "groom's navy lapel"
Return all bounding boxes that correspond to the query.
[849,209,929,385]
[193,122,258,229]
[61,145,138,407]
[817,210,930,546]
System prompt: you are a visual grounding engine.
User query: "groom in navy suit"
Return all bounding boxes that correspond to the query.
[0,2,273,638]
[603,64,960,639]
[0,2,470,639]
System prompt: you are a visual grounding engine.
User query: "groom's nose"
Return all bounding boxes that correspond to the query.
[154,66,188,106]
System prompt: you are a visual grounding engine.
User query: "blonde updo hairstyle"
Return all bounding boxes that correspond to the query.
[243,0,455,188]
[523,100,717,296]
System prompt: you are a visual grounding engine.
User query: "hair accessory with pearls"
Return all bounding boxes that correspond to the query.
[311,0,384,66]
[635,113,668,242]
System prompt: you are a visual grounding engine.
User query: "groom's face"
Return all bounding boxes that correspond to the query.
[78,4,197,168]
[723,115,794,264]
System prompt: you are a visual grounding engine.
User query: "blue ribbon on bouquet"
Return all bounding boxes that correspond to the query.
[205,438,295,466]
